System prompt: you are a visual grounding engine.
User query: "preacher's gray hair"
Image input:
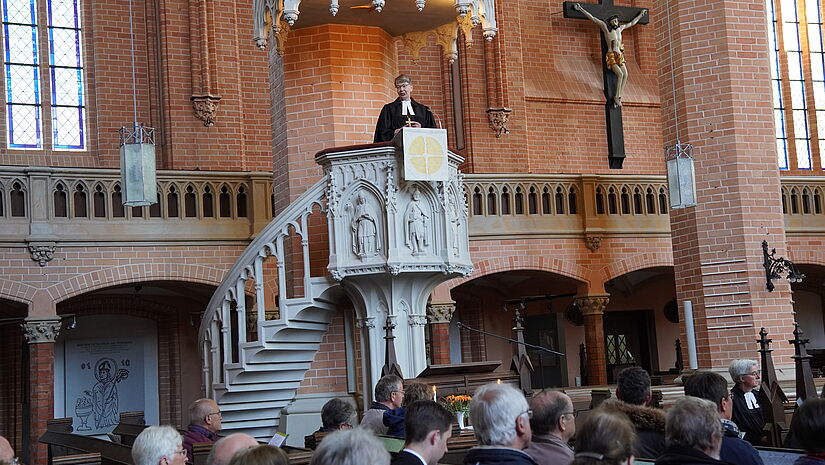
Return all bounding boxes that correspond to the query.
[665,397,723,452]
[309,429,390,465]
[728,359,758,383]
[132,426,182,465]
[470,383,529,446]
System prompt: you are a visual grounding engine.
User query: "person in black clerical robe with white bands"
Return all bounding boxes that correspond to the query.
[728,359,768,446]
[373,74,437,143]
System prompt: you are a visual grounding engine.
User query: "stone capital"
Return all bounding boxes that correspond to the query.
[426,302,456,324]
[574,295,610,316]
[22,316,62,343]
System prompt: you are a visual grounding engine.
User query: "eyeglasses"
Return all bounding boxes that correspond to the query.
[744,370,761,377]
[561,411,577,418]
[393,390,405,395]
[395,84,411,89]
[2,458,22,465]
[207,411,222,418]
[175,449,188,458]
[520,409,533,420]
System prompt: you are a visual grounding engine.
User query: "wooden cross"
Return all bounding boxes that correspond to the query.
[563,0,649,169]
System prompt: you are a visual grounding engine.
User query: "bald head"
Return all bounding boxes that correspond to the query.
[0,436,13,464]
[205,434,258,465]
[530,390,575,441]
[189,399,222,432]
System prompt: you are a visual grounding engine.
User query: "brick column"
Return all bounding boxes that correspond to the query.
[22,317,61,465]
[426,302,456,365]
[575,295,609,386]
[658,0,795,372]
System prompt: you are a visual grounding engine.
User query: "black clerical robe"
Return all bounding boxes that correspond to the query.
[730,385,766,446]
[373,98,437,142]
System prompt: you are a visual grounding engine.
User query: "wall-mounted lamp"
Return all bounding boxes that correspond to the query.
[65,314,77,330]
[762,240,805,292]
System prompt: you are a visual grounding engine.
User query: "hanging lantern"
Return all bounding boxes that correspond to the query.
[665,140,696,209]
[119,123,157,206]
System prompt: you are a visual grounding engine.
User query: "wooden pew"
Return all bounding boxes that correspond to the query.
[40,429,133,465]
[111,412,147,447]
[53,453,102,465]
[191,439,312,465]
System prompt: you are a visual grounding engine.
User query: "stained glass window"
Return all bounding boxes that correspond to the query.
[1,0,84,150]
[2,0,41,148]
[48,0,84,149]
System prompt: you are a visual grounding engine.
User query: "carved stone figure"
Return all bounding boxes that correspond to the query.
[405,187,430,255]
[350,192,380,258]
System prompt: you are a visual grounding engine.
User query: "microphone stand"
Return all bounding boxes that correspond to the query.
[455,322,565,357]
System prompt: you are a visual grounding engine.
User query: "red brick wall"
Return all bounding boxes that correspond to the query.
[297,313,349,395]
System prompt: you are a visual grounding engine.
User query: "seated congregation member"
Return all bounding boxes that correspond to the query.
[385,382,432,437]
[463,383,538,465]
[656,397,727,465]
[391,401,454,465]
[788,397,825,465]
[728,359,767,446]
[601,366,666,459]
[684,371,764,465]
[309,428,391,465]
[362,374,404,435]
[182,398,222,460]
[228,445,288,465]
[570,411,636,465]
[0,435,15,465]
[205,434,259,465]
[318,398,356,432]
[133,425,188,465]
[523,390,576,465]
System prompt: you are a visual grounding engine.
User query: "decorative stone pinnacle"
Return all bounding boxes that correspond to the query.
[426,303,456,324]
[22,317,62,343]
[28,244,55,267]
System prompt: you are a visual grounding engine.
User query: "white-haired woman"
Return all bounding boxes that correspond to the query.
[729,359,767,445]
[132,425,187,465]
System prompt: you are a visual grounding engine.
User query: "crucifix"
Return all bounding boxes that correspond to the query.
[563,0,649,169]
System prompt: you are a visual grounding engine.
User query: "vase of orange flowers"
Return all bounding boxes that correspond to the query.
[444,394,472,429]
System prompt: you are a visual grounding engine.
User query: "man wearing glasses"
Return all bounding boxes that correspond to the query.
[133,426,189,465]
[182,398,222,460]
[729,359,767,446]
[523,390,576,465]
[462,383,538,465]
[361,375,404,435]
[373,74,437,143]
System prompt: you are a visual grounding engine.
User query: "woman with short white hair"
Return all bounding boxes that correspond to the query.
[728,359,766,445]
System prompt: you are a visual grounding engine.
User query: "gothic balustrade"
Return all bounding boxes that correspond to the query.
[0,166,273,243]
[463,174,672,239]
[781,177,825,234]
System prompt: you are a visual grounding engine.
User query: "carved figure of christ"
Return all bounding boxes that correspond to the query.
[563,0,649,169]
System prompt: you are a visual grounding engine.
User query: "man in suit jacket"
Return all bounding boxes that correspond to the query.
[391,401,454,465]
[373,74,437,142]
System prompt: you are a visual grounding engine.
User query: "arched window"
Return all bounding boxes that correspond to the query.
[514,186,524,215]
[112,184,125,217]
[500,186,511,215]
[54,183,67,217]
[528,186,537,214]
[10,182,24,216]
[185,185,198,217]
[167,185,179,218]
[236,185,248,218]
[472,187,482,215]
[219,185,231,217]
[93,184,106,217]
[72,184,87,217]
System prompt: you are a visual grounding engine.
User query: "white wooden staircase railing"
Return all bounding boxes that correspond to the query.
[198,176,338,440]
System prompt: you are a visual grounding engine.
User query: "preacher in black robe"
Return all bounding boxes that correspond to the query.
[373,98,437,142]
[730,385,767,446]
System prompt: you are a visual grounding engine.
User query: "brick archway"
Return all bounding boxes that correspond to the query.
[47,263,225,303]
[445,255,591,291]
[0,278,38,305]
[601,251,674,283]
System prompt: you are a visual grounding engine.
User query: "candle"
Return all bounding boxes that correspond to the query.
[432,385,437,401]
[496,379,501,384]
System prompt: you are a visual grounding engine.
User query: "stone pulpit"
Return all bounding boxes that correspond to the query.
[315,132,472,394]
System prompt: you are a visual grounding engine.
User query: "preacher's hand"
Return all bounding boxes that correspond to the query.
[406,121,422,128]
